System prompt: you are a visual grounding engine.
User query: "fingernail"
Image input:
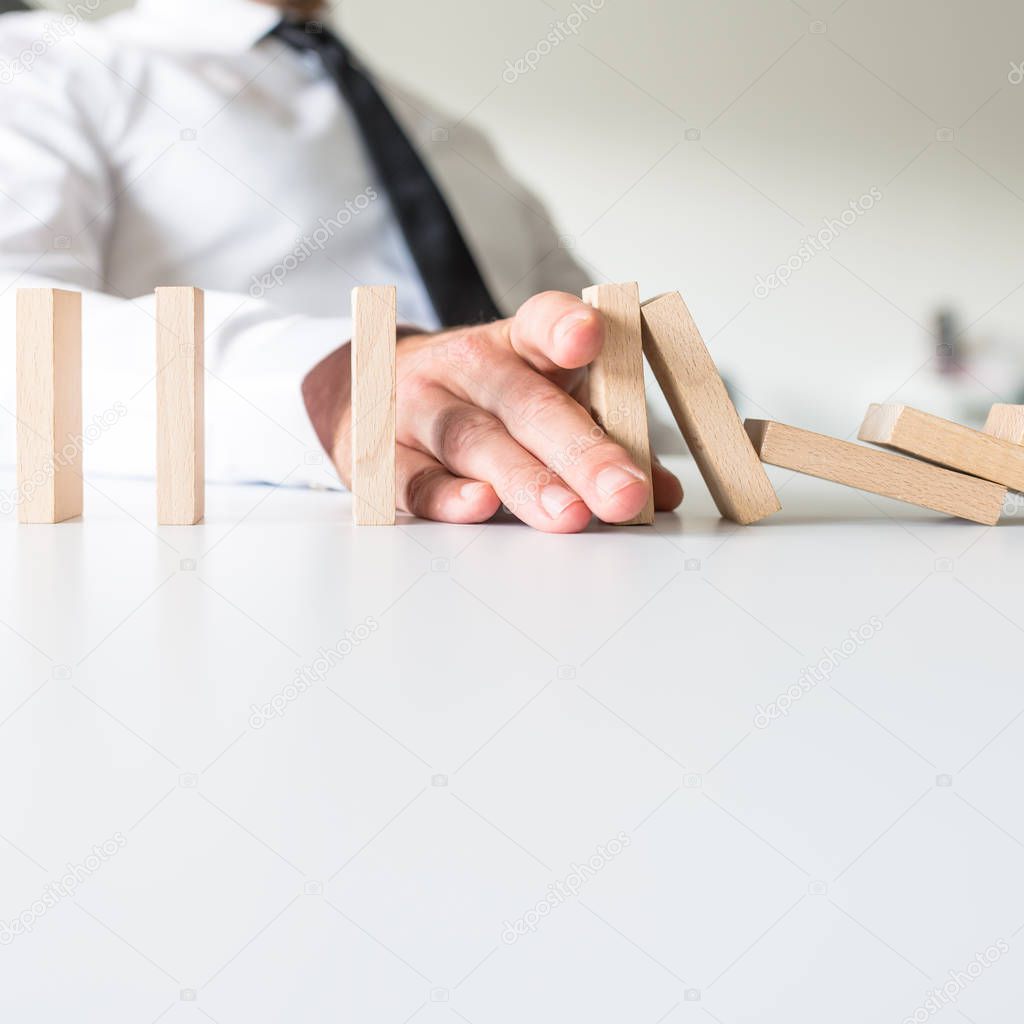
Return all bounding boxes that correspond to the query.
[540,483,581,519]
[596,465,646,497]
[554,311,591,348]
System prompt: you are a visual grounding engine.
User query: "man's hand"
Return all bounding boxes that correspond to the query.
[303,291,683,533]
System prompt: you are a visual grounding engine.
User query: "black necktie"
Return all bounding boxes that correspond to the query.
[271,20,502,327]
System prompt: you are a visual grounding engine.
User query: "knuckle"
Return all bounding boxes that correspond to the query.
[578,438,631,468]
[507,380,569,427]
[400,373,434,406]
[503,463,555,511]
[441,329,492,375]
[549,434,613,476]
[434,406,504,459]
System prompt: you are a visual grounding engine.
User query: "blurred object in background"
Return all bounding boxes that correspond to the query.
[935,308,960,376]
[957,307,1024,422]
[894,305,1024,428]
[0,1,30,11]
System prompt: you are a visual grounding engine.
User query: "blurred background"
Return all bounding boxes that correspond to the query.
[12,0,1024,444]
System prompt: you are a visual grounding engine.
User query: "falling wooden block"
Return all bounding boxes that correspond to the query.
[859,403,1024,493]
[745,419,1006,525]
[156,287,205,525]
[983,404,1024,446]
[351,285,397,526]
[583,282,654,525]
[640,291,779,525]
[16,288,83,523]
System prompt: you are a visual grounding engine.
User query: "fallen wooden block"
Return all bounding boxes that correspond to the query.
[745,419,1006,525]
[641,291,779,525]
[16,288,83,523]
[983,404,1024,445]
[156,287,205,525]
[583,282,654,525]
[351,285,397,526]
[859,403,1024,492]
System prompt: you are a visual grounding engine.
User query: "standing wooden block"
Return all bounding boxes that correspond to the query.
[16,288,83,523]
[583,282,654,525]
[351,285,397,526]
[156,287,204,525]
[745,419,1005,525]
[640,292,779,524]
[983,404,1024,446]
[859,403,1024,492]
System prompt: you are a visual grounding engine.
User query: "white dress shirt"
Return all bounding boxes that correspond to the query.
[0,0,586,488]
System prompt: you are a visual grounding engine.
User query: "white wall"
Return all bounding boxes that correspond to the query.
[32,0,1024,436]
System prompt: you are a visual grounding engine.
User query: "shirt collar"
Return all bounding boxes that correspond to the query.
[106,0,284,54]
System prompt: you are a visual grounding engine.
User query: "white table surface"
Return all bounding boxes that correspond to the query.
[1,456,1023,1023]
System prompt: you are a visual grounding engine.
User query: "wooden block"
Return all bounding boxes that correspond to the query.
[640,292,779,525]
[983,404,1024,445]
[859,403,1024,492]
[156,287,205,525]
[582,282,654,525]
[745,420,1005,525]
[16,288,83,523]
[351,285,397,526]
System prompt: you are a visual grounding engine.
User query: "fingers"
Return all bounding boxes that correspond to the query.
[448,352,652,523]
[402,385,593,533]
[395,305,676,528]
[396,444,501,524]
[652,458,684,511]
[508,291,604,373]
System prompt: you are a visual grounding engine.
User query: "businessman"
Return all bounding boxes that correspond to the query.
[0,0,682,531]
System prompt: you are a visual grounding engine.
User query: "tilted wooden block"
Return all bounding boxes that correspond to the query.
[983,404,1024,446]
[859,403,1024,492]
[745,419,1006,525]
[16,288,83,523]
[641,291,779,525]
[156,287,205,525]
[351,285,397,526]
[583,282,654,525]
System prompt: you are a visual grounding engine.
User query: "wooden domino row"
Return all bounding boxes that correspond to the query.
[13,285,399,528]
[16,287,204,525]
[14,283,1022,530]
